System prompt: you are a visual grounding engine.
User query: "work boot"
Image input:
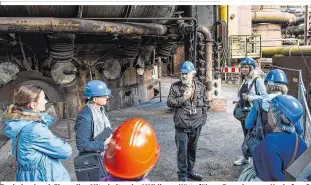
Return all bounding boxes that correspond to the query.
[188,171,203,181]
[178,176,188,181]
[234,156,251,166]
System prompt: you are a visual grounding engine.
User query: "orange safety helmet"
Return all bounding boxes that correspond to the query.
[104,118,160,179]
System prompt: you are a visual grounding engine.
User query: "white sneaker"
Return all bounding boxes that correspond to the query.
[234,156,251,166]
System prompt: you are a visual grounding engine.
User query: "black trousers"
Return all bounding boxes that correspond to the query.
[240,120,250,159]
[240,120,248,137]
[175,126,202,178]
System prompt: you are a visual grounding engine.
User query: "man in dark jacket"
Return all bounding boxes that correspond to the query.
[167,61,209,181]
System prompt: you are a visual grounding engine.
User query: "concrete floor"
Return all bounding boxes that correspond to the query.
[0,77,247,181]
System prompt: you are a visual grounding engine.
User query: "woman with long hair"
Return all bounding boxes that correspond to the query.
[233,57,267,166]
[4,85,72,181]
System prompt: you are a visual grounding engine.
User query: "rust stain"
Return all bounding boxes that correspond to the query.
[124,67,137,86]
[174,46,184,77]
[78,70,87,110]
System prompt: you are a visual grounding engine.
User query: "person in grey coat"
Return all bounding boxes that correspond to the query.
[167,61,209,181]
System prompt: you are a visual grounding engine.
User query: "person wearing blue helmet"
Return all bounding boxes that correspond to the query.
[238,95,307,181]
[167,61,209,181]
[243,69,301,160]
[74,80,113,181]
[245,69,304,135]
[233,57,267,166]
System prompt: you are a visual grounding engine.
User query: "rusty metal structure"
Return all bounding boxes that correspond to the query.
[0,5,216,119]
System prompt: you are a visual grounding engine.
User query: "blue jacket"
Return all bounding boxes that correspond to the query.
[245,94,304,135]
[252,132,307,181]
[74,106,105,154]
[245,99,264,130]
[4,109,72,181]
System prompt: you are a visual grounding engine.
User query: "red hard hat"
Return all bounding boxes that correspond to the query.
[104,118,160,179]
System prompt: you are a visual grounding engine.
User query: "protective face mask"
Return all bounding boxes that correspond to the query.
[181,75,193,87]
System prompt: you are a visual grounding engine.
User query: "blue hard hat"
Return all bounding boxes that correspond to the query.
[240,57,256,69]
[180,61,196,74]
[84,80,111,99]
[265,69,288,84]
[271,95,303,125]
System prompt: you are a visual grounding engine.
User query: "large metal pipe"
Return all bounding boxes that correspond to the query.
[0,17,168,36]
[252,11,296,23]
[198,25,213,101]
[262,45,311,57]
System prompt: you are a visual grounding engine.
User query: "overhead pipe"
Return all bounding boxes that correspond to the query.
[83,16,198,62]
[252,11,296,23]
[0,17,168,36]
[262,38,300,46]
[198,25,213,101]
[262,45,311,57]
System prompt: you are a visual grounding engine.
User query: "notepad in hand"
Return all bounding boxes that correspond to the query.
[94,127,113,141]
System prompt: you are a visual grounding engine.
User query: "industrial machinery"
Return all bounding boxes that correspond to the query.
[0,5,217,120]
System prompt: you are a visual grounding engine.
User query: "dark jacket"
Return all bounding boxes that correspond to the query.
[74,106,105,155]
[167,80,209,131]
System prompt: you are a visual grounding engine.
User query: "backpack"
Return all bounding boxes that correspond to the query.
[74,113,110,181]
[242,99,265,158]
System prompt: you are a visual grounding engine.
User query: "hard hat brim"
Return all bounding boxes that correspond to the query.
[180,70,196,74]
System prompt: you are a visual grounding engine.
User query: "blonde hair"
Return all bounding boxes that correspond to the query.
[266,84,288,94]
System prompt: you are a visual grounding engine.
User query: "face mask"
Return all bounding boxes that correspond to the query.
[181,75,193,87]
